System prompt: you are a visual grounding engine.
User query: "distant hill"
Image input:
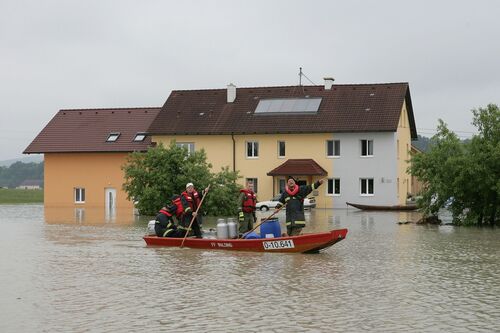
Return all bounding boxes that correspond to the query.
[0,155,44,167]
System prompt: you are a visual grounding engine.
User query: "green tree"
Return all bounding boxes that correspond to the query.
[410,104,499,226]
[122,141,241,215]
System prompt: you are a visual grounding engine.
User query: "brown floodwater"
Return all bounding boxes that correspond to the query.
[0,205,499,332]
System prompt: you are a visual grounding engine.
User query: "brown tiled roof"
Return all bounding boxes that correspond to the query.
[149,83,417,138]
[24,108,161,154]
[267,159,327,176]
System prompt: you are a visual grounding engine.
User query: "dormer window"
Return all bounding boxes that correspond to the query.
[133,133,147,142]
[106,132,120,142]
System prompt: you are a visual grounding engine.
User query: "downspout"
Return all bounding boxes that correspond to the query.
[231,133,236,172]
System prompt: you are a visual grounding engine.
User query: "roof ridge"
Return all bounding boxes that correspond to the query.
[171,82,409,92]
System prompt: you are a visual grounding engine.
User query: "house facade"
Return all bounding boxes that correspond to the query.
[148,81,417,209]
[24,108,160,210]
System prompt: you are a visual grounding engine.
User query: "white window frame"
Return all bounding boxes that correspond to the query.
[133,133,147,142]
[106,132,120,142]
[246,178,258,193]
[246,141,259,159]
[360,178,374,196]
[326,140,340,158]
[176,142,195,155]
[326,178,341,196]
[75,187,86,203]
[278,141,286,158]
[361,139,374,157]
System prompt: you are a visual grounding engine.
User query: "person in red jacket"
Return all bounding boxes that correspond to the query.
[180,182,209,238]
[154,204,181,237]
[238,180,257,234]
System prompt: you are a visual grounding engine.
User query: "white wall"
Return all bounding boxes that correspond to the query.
[328,132,398,208]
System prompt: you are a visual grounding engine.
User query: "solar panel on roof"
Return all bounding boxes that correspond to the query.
[254,98,322,114]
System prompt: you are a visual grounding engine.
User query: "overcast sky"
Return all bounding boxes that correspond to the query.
[1,0,499,161]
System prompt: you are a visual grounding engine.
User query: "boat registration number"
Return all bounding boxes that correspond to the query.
[263,239,295,250]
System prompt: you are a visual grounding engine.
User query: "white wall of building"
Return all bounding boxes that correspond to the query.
[327,132,398,208]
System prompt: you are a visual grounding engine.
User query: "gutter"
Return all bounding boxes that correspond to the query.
[231,133,236,172]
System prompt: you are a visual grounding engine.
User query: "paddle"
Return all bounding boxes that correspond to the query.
[180,184,211,248]
[240,203,287,239]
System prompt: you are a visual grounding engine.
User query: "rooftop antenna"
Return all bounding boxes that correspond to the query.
[299,67,303,86]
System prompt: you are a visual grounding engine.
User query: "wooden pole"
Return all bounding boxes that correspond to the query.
[180,185,211,248]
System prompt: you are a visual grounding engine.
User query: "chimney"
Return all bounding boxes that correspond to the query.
[324,77,335,90]
[227,83,236,103]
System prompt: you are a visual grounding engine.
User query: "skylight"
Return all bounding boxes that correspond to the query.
[133,133,147,142]
[106,132,120,142]
[254,98,322,114]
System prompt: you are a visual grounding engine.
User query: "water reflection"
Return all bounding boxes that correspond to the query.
[44,206,141,225]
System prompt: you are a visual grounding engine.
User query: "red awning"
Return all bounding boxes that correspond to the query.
[267,159,327,176]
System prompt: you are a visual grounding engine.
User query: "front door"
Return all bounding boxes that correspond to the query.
[105,188,116,220]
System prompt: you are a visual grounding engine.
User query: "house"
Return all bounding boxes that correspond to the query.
[16,179,43,190]
[25,80,417,212]
[148,80,417,208]
[24,108,160,210]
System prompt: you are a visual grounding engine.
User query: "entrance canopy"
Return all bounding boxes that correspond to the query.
[267,159,327,176]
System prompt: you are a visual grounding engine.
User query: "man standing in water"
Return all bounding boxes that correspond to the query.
[238,180,257,234]
[275,176,324,236]
[180,182,209,238]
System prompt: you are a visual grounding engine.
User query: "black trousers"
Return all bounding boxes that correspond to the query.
[182,215,203,238]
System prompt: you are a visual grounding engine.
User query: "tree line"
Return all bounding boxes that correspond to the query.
[0,162,44,188]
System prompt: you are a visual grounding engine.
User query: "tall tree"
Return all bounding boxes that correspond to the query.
[122,141,241,216]
[410,104,499,226]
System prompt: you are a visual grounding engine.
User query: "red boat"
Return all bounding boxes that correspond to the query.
[143,228,348,254]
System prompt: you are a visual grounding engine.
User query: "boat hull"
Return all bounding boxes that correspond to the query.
[143,228,348,253]
[346,202,418,211]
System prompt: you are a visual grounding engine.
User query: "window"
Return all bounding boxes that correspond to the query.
[75,188,85,203]
[279,179,286,193]
[106,132,120,142]
[327,178,341,196]
[133,133,147,142]
[278,141,285,158]
[176,142,195,155]
[246,141,259,158]
[361,139,373,156]
[360,178,374,196]
[246,178,258,193]
[327,140,340,157]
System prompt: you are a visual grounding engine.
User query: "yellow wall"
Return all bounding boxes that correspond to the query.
[44,153,134,208]
[154,134,333,207]
[396,101,412,205]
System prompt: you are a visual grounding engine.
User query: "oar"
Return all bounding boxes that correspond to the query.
[240,203,287,239]
[180,184,211,248]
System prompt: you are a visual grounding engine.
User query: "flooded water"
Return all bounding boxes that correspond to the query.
[0,205,499,332]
